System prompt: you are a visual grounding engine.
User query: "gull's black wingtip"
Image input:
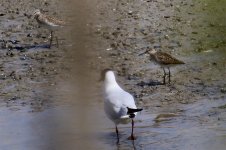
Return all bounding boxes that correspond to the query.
[127,107,143,114]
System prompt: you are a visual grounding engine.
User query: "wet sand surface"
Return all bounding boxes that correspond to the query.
[0,0,226,149]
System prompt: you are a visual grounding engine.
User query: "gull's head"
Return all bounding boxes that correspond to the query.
[99,68,113,82]
[33,9,41,18]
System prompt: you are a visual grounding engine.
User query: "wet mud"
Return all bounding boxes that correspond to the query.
[0,0,225,149]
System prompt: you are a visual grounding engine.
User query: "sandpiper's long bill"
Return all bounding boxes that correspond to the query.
[33,9,65,48]
[101,69,142,141]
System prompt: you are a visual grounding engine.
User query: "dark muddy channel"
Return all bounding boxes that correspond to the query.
[0,0,226,150]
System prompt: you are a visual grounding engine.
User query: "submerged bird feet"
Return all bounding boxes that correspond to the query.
[127,135,136,140]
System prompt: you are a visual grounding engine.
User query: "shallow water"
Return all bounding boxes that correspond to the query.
[1,105,226,150]
[0,0,226,150]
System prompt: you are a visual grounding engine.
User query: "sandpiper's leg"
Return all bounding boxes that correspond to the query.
[168,67,171,83]
[162,67,166,85]
[49,31,53,48]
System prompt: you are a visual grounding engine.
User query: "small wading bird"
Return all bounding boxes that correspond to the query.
[33,9,65,48]
[100,69,143,141]
[140,49,185,84]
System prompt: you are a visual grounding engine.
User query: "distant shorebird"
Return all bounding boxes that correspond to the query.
[100,69,142,141]
[140,49,185,84]
[33,9,65,48]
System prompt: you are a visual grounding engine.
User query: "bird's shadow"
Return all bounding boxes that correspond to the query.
[137,80,164,87]
[1,38,68,50]
[99,131,137,150]
[13,44,52,50]
[116,137,137,150]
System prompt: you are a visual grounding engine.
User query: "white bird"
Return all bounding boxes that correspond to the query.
[100,69,142,141]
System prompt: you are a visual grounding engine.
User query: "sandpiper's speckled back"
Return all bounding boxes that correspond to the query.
[34,9,65,30]
[150,51,185,65]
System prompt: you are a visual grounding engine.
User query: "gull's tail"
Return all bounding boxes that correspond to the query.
[127,107,143,118]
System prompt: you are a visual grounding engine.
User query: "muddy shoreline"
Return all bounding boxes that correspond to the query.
[0,0,225,112]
